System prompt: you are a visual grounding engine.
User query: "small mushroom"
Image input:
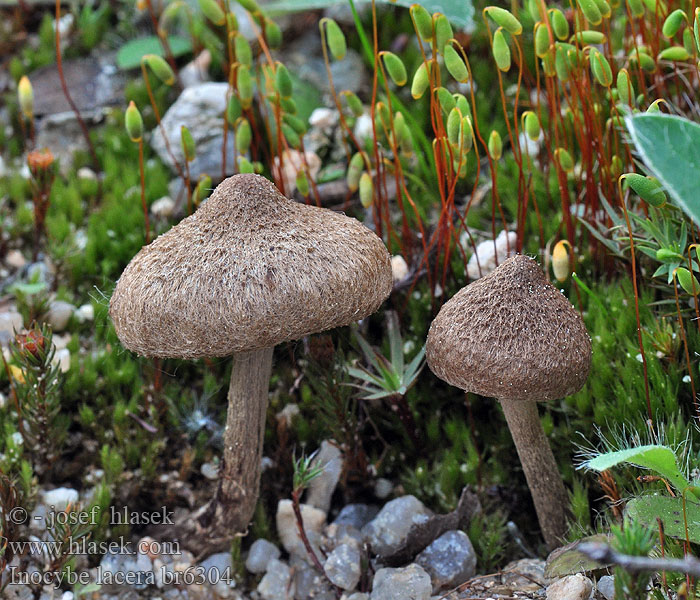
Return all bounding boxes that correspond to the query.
[426,254,591,549]
[110,174,392,553]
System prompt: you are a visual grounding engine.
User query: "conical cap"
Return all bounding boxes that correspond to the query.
[110,174,392,358]
[426,255,591,401]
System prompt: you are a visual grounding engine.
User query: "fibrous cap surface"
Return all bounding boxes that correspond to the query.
[426,255,591,401]
[110,174,392,358]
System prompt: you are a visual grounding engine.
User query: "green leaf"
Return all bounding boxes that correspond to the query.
[626,495,700,543]
[626,114,700,225]
[117,36,192,70]
[263,0,473,30]
[581,444,690,494]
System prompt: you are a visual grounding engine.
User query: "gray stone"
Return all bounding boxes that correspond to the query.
[291,555,333,599]
[596,576,614,600]
[370,564,432,600]
[47,300,74,332]
[374,478,393,499]
[151,83,237,181]
[362,495,433,557]
[346,594,370,600]
[246,539,281,574]
[324,543,361,591]
[199,551,236,598]
[0,311,23,340]
[305,440,343,514]
[415,530,476,591]
[547,574,594,600]
[326,522,363,551]
[99,551,153,591]
[257,558,292,600]
[334,504,379,529]
[276,499,326,560]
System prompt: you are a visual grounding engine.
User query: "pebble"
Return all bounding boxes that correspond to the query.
[362,495,433,557]
[345,594,369,600]
[546,574,594,600]
[274,149,322,196]
[246,539,281,574]
[334,504,379,530]
[391,255,409,282]
[0,311,23,342]
[324,543,361,591]
[151,196,176,218]
[291,555,334,599]
[47,300,75,332]
[199,551,236,598]
[200,461,219,480]
[5,250,26,270]
[596,576,614,600]
[465,230,517,280]
[325,522,363,551]
[41,487,78,510]
[257,558,292,600]
[306,440,343,514]
[309,107,338,130]
[151,83,238,181]
[370,564,432,600]
[415,530,477,591]
[276,499,326,560]
[52,348,71,373]
[75,303,94,323]
[374,478,393,499]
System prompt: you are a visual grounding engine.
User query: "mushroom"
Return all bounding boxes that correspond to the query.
[109,174,392,553]
[426,254,591,549]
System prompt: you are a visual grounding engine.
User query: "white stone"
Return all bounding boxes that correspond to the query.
[546,574,594,600]
[273,149,322,196]
[370,564,432,600]
[75,304,94,323]
[305,440,343,513]
[276,403,300,428]
[276,499,326,560]
[5,250,26,270]
[391,255,409,282]
[47,300,75,332]
[151,196,176,218]
[354,113,373,141]
[52,348,71,373]
[41,487,78,511]
[465,230,517,280]
[309,107,338,130]
[246,539,281,574]
[77,167,97,181]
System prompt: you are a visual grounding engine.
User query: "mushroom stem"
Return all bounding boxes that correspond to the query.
[213,347,274,535]
[500,398,569,550]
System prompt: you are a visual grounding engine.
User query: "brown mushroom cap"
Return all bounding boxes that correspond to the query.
[109,174,392,358]
[426,254,591,402]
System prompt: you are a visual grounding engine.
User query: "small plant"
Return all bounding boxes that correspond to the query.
[348,311,425,444]
[611,520,655,600]
[9,325,68,476]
